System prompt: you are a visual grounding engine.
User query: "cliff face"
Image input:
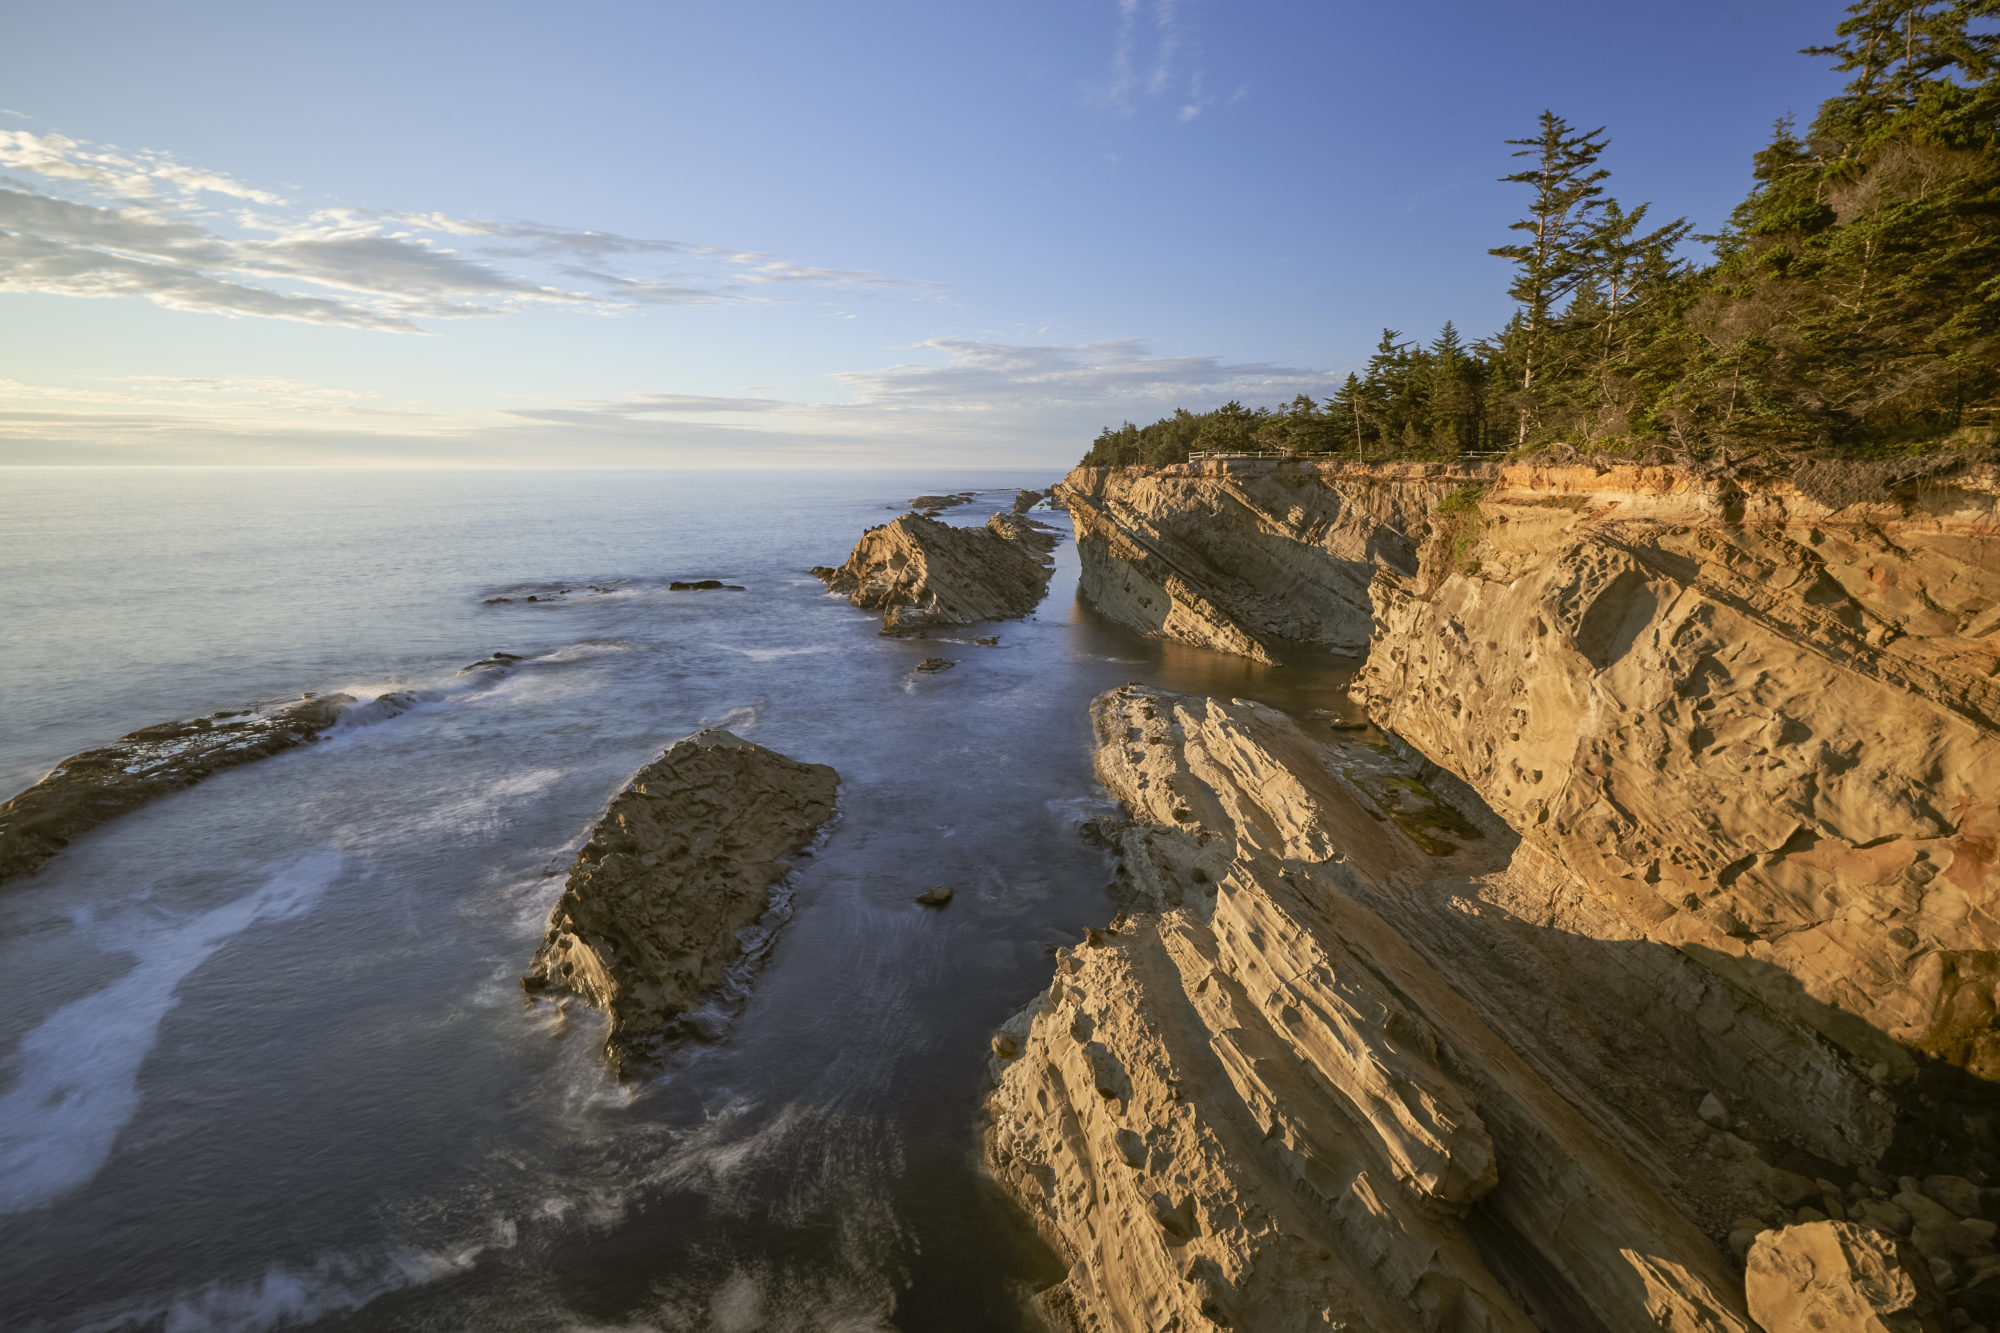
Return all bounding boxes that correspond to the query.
[993,460,2000,1331]
[1059,461,1489,660]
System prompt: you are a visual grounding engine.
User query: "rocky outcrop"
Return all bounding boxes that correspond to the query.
[0,692,354,885]
[991,459,2000,1330]
[989,686,1764,1331]
[1015,487,1054,514]
[1059,461,1490,661]
[813,510,1058,635]
[522,730,838,1074]
[1351,466,2000,1159]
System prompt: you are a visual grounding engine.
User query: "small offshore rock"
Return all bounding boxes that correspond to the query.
[915,657,957,673]
[815,511,1058,635]
[668,579,727,591]
[915,886,955,908]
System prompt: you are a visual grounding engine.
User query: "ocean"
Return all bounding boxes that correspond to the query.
[0,468,1357,1332]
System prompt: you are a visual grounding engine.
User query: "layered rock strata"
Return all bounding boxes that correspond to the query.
[814,510,1058,635]
[993,459,2000,1330]
[1059,461,1490,662]
[989,686,1760,1331]
[522,729,838,1074]
[0,692,354,885]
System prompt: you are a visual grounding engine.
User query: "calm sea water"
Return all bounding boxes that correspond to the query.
[0,469,1360,1332]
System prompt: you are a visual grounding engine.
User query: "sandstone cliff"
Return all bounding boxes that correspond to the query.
[814,509,1058,634]
[523,729,838,1074]
[0,692,354,885]
[992,460,2000,1331]
[1059,461,1489,661]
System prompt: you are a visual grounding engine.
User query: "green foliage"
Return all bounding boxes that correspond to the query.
[1077,0,2000,469]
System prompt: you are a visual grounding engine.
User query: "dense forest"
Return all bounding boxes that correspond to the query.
[1081,0,1999,468]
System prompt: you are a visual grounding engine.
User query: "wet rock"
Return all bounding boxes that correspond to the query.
[915,886,955,908]
[1747,1221,1946,1333]
[914,657,957,673]
[521,730,838,1075]
[668,579,734,591]
[908,491,977,511]
[0,692,355,885]
[973,636,1000,647]
[814,511,1058,635]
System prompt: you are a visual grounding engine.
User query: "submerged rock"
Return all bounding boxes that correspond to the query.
[914,657,957,673]
[521,729,838,1074]
[667,579,744,592]
[0,693,355,885]
[814,511,1058,635]
[915,885,955,907]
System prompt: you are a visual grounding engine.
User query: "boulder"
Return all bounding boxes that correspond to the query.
[522,730,838,1074]
[1745,1221,1945,1333]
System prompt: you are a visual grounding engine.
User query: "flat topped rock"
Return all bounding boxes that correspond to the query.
[521,729,838,1074]
[813,511,1058,635]
[0,692,355,886]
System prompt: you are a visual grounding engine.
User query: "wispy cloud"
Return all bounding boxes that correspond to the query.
[1085,0,1217,123]
[0,128,941,333]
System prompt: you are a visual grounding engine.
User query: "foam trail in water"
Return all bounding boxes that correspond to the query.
[0,852,343,1215]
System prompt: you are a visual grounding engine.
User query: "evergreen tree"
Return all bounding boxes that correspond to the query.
[1490,112,1612,443]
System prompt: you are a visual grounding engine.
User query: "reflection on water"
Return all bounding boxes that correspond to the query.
[0,473,1366,1333]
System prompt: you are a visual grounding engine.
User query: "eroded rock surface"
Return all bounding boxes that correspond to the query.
[993,459,2000,1331]
[989,686,1758,1332]
[0,693,354,885]
[813,510,1058,635]
[1059,460,1488,661]
[522,729,838,1074]
[1746,1221,1945,1333]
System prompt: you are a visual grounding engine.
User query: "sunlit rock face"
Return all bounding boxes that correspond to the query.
[813,509,1058,635]
[992,461,2000,1332]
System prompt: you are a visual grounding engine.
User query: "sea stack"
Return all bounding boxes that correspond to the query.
[523,729,838,1074]
[813,509,1058,635]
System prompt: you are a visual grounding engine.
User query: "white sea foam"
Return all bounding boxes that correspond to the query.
[722,644,835,662]
[0,852,343,1215]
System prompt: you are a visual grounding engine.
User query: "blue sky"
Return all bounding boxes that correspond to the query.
[1,0,1847,467]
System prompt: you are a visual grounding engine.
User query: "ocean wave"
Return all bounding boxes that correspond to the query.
[0,852,343,1216]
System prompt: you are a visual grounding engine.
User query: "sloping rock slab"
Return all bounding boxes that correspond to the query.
[522,729,838,1074]
[0,693,353,885]
[813,510,1057,635]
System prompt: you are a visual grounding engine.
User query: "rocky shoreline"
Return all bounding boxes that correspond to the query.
[985,459,2000,1331]
[0,691,356,885]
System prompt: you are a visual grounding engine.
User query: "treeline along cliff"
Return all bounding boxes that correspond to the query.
[1083,0,1999,469]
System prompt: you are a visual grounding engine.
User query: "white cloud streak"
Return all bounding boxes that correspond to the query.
[1087,0,1214,122]
[0,128,939,333]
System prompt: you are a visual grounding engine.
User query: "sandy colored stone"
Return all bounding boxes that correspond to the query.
[522,729,837,1074]
[1746,1221,1945,1332]
[813,510,1057,635]
[986,685,1757,1332]
[0,691,355,885]
[1059,459,1493,661]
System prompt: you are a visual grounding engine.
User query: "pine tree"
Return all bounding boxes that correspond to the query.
[1491,112,1612,443]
